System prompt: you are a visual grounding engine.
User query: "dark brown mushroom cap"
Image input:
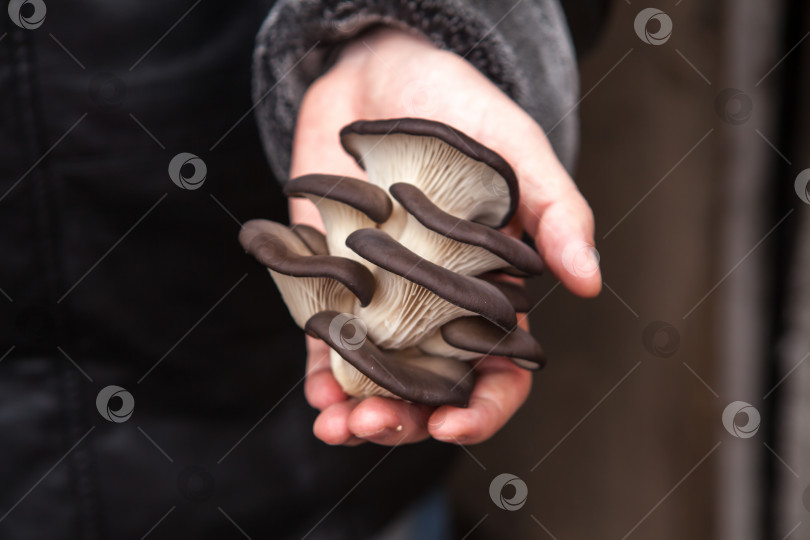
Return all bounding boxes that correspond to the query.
[339,118,519,228]
[292,224,328,255]
[441,316,545,370]
[346,228,517,330]
[390,182,543,275]
[475,275,533,313]
[240,219,376,306]
[306,311,475,407]
[284,174,393,224]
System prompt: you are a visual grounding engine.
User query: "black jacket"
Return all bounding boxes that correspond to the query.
[0,1,596,538]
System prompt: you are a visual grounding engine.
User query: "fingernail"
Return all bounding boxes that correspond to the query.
[428,409,448,429]
[561,241,600,278]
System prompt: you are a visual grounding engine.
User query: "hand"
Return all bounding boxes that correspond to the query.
[289,27,601,446]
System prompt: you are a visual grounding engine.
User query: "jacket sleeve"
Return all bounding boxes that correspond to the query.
[252,0,580,183]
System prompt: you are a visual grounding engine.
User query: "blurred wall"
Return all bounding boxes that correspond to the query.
[449,1,724,538]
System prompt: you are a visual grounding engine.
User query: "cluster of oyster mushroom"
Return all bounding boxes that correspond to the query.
[240,118,546,407]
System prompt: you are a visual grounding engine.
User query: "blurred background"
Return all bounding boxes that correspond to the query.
[448,1,810,538]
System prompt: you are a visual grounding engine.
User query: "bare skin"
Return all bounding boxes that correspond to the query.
[289,27,601,447]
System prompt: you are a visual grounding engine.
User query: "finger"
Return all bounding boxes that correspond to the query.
[427,356,531,445]
[481,109,601,298]
[304,336,348,411]
[347,396,432,445]
[289,73,366,180]
[388,65,601,298]
[520,190,601,298]
[313,399,366,446]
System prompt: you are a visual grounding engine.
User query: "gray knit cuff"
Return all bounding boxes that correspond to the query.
[252,0,579,183]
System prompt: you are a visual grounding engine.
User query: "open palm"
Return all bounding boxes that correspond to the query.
[288,28,601,446]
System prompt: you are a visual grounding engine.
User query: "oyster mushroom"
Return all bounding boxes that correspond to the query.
[346,228,516,349]
[306,311,475,407]
[240,118,551,406]
[476,274,533,313]
[284,174,392,263]
[239,219,375,328]
[291,224,329,255]
[418,316,545,370]
[389,182,543,276]
[340,118,519,236]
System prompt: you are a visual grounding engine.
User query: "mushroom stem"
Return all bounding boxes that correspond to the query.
[329,348,397,399]
[304,197,377,263]
[284,174,393,265]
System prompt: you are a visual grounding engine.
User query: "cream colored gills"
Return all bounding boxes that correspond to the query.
[395,213,509,275]
[354,134,510,227]
[269,271,356,329]
[356,265,476,350]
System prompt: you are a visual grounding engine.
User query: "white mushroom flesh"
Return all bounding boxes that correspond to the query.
[357,263,476,350]
[329,348,397,399]
[303,195,377,265]
[396,213,510,275]
[271,271,357,329]
[347,133,510,227]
